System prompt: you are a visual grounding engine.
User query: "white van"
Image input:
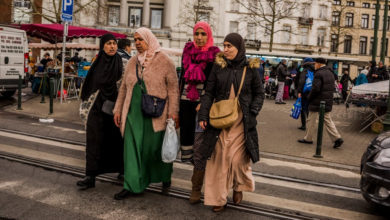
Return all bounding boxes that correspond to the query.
[0,26,29,97]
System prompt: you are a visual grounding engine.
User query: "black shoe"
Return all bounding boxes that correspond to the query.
[281,102,286,104]
[114,189,132,200]
[333,138,344,148]
[298,139,313,144]
[163,182,171,188]
[275,102,281,104]
[298,126,306,130]
[76,176,95,188]
[117,174,124,180]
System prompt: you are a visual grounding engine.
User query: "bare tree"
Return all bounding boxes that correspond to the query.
[0,0,104,24]
[176,0,220,33]
[235,0,301,52]
[329,0,359,56]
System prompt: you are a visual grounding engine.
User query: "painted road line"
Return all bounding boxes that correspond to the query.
[0,131,85,152]
[173,163,362,200]
[30,123,86,134]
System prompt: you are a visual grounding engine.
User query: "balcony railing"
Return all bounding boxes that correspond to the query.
[299,17,313,25]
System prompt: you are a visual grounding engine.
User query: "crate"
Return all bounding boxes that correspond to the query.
[78,69,88,77]
[78,62,91,70]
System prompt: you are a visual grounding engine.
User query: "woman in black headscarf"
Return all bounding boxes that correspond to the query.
[77,33,124,188]
[198,33,264,212]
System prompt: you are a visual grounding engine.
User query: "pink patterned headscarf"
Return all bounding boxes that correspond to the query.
[193,21,214,52]
[135,27,162,68]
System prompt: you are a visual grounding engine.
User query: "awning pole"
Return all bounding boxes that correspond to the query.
[60,22,68,104]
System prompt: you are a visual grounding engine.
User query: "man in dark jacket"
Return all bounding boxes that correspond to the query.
[298,57,344,148]
[275,59,289,104]
[374,61,389,82]
[70,52,81,63]
[297,57,315,130]
[258,63,264,82]
[117,39,132,69]
[340,70,353,101]
[367,60,378,83]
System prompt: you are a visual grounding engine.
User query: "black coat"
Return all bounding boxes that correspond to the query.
[307,66,335,112]
[367,61,378,83]
[374,66,389,82]
[198,52,265,163]
[277,63,289,82]
[340,74,352,91]
[297,62,315,99]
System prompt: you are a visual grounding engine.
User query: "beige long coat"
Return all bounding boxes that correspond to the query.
[113,52,179,136]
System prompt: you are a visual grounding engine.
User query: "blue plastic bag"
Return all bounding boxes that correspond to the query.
[303,70,314,93]
[290,98,302,120]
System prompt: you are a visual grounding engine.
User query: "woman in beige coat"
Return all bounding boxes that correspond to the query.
[113,28,179,200]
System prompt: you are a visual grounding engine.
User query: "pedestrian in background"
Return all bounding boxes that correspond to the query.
[198,33,264,212]
[340,70,353,102]
[113,28,179,200]
[297,57,315,130]
[178,21,220,204]
[367,61,378,83]
[356,69,369,86]
[275,59,289,104]
[40,52,53,69]
[117,38,132,68]
[298,57,343,148]
[374,61,389,82]
[70,52,81,63]
[77,33,124,189]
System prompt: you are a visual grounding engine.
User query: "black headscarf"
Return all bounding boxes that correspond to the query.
[223,33,246,67]
[81,34,123,101]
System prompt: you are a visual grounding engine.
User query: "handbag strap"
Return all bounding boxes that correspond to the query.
[135,64,145,93]
[237,66,247,96]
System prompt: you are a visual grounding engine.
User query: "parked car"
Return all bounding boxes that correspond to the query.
[360,132,390,216]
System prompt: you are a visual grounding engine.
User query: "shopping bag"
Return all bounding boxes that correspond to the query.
[290,98,302,120]
[162,118,180,163]
[303,70,314,93]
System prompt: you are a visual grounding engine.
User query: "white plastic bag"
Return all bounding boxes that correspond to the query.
[162,118,180,163]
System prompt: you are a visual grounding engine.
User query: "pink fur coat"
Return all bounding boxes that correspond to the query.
[113,52,179,136]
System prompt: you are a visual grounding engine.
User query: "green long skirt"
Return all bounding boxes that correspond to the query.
[124,79,173,193]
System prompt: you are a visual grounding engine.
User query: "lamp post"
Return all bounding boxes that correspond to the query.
[382,0,390,131]
[372,0,381,62]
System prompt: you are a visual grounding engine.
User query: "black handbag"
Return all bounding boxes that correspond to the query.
[102,99,115,116]
[136,64,166,117]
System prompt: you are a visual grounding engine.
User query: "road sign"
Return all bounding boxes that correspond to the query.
[61,0,74,22]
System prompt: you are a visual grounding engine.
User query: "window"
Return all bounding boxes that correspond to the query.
[108,6,119,26]
[230,0,239,11]
[333,0,341,5]
[381,38,388,56]
[199,12,210,23]
[317,29,326,46]
[300,28,308,45]
[362,3,370,8]
[332,11,340,26]
[302,4,310,18]
[387,17,390,30]
[383,16,390,31]
[347,1,354,6]
[345,13,354,27]
[284,2,292,16]
[344,36,352,53]
[319,6,327,19]
[369,37,374,55]
[373,4,380,9]
[129,8,142,28]
[229,21,238,33]
[372,15,375,29]
[361,14,369,28]
[247,23,256,40]
[248,0,258,7]
[359,37,367,54]
[331,34,338,52]
[264,25,271,42]
[282,26,291,44]
[151,10,162,29]
[13,0,31,23]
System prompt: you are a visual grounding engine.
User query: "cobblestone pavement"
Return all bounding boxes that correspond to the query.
[258,98,378,167]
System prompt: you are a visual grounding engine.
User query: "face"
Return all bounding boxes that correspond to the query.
[379,62,383,68]
[125,45,132,53]
[134,33,148,54]
[223,42,238,60]
[344,71,349,74]
[45,55,49,59]
[369,62,372,67]
[103,40,118,56]
[194,28,208,48]
[314,62,321,70]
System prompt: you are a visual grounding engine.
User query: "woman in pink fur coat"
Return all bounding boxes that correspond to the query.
[113,28,179,200]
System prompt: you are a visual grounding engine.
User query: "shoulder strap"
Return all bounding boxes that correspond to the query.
[135,64,145,93]
[237,66,247,96]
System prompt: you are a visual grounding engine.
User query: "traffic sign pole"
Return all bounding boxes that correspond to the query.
[60,0,73,103]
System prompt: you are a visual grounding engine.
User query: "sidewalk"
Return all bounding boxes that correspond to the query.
[258,98,377,167]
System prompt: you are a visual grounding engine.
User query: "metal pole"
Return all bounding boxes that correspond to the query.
[313,101,325,158]
[17,75,22,110]
[372,0,381,61]
[40,73,46,103]
[381,0,389,62]
[49,78,54,115]
[60,22,68,103]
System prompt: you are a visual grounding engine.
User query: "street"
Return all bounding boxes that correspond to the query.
[0,91,387,220]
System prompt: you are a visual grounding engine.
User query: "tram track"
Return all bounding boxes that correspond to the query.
[0,127,361,194]
[0,151,315,220]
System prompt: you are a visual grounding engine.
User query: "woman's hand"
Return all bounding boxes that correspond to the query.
[199,121,207,130]
[196,103,201,112]
[169,115,179,123]
[114,114,121,127]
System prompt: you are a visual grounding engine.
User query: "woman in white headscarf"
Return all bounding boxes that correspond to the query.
[113,28,179,200]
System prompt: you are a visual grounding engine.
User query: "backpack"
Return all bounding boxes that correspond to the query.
[303,70,314,93]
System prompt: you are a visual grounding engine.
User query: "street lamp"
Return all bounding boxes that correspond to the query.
[318,48,322,56]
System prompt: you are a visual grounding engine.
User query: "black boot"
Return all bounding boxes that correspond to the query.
[76,176,95,188]
[298,112,306,130]
[114,189,132,200]
[163,182,171,188]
